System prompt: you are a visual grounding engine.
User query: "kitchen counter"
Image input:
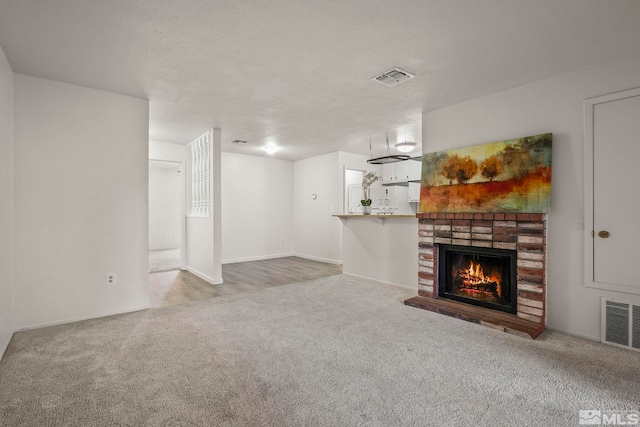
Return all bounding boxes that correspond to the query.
[332,214,416,218]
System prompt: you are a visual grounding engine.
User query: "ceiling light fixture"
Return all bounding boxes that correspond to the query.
[395,140,417,153]
[263,145,278,154]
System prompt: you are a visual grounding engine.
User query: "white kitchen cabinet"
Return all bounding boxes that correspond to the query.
[408,182,420,203]
[381,163,395,183]
[408,158,421,181]
[394,161,409,182]
[382,159,421,185]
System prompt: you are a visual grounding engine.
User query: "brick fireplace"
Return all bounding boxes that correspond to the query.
[405,213,547,338]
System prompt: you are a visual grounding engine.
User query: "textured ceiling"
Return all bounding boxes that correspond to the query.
[1,0,640,160]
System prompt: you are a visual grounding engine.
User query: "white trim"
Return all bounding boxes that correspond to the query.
[0,332,13,361]
[14,304,151,333]
[179,159,186,270]
[342,272,415,290]
[584,87,640,295]
[222,252,295,265]
[544,325,599,342]
[186,266,222,285]
[293,253,343,265]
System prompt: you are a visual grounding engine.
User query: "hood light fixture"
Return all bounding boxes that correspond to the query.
[395,140,417,153]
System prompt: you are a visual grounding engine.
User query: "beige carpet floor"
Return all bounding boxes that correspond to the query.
[149,248,181,273]
[1,275,639,426]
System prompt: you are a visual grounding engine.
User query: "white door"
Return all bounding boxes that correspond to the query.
[348,184,363,213]
[585,88,640,294]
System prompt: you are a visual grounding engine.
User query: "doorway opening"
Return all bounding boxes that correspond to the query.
[344,169,363,214]
[149,159,185,273]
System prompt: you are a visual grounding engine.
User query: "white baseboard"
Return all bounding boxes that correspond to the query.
[294,253,343,265]
[14,303,151,333]
[222,252,295,265]
[545,325,599,342]
[342,272,415,290]
[0,331,13,362]
[186,266,222,285]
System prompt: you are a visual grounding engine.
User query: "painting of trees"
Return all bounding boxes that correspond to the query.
[422,151,450,185]
[419,133,552,213]
[480,155,503,181]
[441,155,478,184]
[441,156,458,184]
[502,133,552,179]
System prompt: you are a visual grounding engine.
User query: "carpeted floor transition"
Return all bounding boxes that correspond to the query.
[1,275,639,427]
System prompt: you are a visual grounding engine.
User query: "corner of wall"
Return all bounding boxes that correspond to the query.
[212,129,222,283]
[0,44,14,360]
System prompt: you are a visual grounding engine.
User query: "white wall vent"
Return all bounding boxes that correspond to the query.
[371,68,415,87]
[601,298,640,352]
[228,139,249,145]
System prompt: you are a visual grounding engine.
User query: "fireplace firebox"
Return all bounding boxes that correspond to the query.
[438,245,517,314]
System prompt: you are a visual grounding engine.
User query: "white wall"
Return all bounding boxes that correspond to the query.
[338,152,418,286]
[292,151,393,264]
[422,55,640,340]
[221,152,293,263]
[293,152,342,263]
[186,217,214,279]
[149,165,181,250]
[0,46,14,357]
[13,74,150,330]
[184,129,222,284]
[342,218,418,288]
[149,140,187,163]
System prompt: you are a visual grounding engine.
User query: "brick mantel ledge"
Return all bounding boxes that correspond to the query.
[416,212,545,222]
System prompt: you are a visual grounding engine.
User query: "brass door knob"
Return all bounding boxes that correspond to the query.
[598,230,610,238]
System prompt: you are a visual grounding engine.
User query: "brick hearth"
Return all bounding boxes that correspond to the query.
[406,212,547,337]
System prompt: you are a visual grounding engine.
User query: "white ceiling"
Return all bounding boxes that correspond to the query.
[1,0,640,160]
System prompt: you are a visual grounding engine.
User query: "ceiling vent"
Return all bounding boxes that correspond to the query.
[372,68,415,87]
[228,139,249,145]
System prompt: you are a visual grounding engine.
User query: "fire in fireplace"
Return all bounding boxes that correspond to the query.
[438,245,517,313]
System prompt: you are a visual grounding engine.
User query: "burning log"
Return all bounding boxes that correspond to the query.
[458,260,502,297]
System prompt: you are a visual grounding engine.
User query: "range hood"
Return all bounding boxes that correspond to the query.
[367,154,411,164]
[366,133,411,164]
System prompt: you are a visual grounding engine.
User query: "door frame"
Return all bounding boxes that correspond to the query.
[584,87,640,294]
[149,158,186,270]
[343,167,365,214]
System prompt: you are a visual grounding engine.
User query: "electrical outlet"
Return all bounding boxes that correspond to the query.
[280,238,285,244]
[106,273,116,286]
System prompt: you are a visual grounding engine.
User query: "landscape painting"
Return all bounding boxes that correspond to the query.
[419,133,552,213]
